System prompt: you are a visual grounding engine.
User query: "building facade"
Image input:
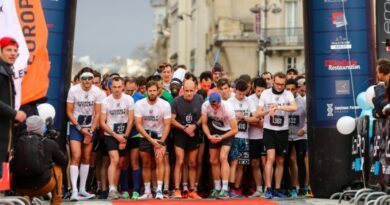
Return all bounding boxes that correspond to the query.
[151,0,305,77]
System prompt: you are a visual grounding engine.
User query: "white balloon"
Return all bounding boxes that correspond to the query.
[365,85,375,107]
[336,116,356,135]
[37,103,56,121]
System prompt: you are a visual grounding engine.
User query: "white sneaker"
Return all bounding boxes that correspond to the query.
[138,193,153,200]
[79,190,96,199]
[155,190,163,199]
[249,191,263,198]
[70,191,79,201]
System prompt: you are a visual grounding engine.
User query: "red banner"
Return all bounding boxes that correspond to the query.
[16,0,50,105]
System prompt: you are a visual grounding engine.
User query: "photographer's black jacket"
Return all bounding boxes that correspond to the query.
[12,136,67,189]
[0,59,16,177]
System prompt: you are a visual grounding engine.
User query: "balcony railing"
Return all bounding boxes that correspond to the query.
[262,27,304,47]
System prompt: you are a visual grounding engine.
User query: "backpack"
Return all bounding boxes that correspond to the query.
[12,134,51,178]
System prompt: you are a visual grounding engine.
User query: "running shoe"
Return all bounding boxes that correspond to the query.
[98,191,108,199]
[79,190,96,199]
[182,190,189,198]
[155,190,164,199]
[121,191,130,199]
[229,189,244,198]
[217,189,230,199]
[188,191,202,199]
[263,188,273,199]
[173,189,182,198]
[273,189,288,199]
[163,189,170,199]
[248,191,263,198]
[131,191,140,200]
[290,188,298,198]
[138,193,153,200]
[107,190,121,200]
[70,191,79,202]
[305,186,314,198]
[208,189,220,199]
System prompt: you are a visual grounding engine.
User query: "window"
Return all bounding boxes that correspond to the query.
[285,0,297,36]
[285,57,297,70]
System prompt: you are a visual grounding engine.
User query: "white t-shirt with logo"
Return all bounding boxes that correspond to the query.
[227,96,256,139]
[289,96,307,141]
[101,94,134,136]
[202,101,236,131]
[248,93,263,140]
[67,84,106,128]
[134,97,172,138]
[258,88,295,131]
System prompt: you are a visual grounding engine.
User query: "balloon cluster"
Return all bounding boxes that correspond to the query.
[336,86,375,136]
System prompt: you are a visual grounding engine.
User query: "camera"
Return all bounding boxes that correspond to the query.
[44,117,60,140]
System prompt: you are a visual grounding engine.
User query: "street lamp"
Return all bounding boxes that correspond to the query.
[250,0,281,75]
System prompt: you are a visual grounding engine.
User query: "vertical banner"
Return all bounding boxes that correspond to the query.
[376,0,390,59]
[16,0,50,105]
[304,0,376,197]
[0,0,29,110]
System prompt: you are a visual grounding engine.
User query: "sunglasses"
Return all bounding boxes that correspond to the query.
[81,76,93,81]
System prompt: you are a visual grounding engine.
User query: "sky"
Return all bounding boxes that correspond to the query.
[73,0,154,63]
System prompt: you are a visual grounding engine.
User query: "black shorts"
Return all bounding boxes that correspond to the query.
[104,135,126,156]
[139,138,154,153]
[198,129,205,144]
[166,134,174,154]
[289,139,308,156]
[263,129,289,156]
[127,137,140,150]
[208,126,233,149]
[174,129,200,151]
[249,139,267,159]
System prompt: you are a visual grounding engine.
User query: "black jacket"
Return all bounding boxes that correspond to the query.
[12,135,67,189]
[0,59,16,177]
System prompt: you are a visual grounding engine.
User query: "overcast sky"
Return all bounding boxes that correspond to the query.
[73,0,154,63]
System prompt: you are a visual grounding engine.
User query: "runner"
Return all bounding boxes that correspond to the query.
[124,76,145,200]
[227,80,258,198]
[134,80,172,199]
[201,92,238,199]
[247,77,268,198]
[66,67,105,201]
[257,72,297,199]
[261,72,273,89]
[171,80,203,199]
[100,77,134,200]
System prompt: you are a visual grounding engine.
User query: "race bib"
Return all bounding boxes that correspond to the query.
[238,139,250,165]
[289,115,300,126]
[113,123,127,134]
[238,121,248,132]
[77,115,92,126]
[270,115,284,127]
[211,117,225,128]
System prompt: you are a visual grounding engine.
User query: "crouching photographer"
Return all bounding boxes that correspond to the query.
[11,116,66,205]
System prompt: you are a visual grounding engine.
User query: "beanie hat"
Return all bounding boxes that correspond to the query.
[0,37,19,49]
[26,115,45,136]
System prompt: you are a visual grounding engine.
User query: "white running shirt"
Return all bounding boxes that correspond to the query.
[101,94,134,136]
[202,101,235,131]
[228,96,256,139]
[67,84,105,128]
[259,88,295,131]
[248,93,263,140]
[134,97,171,138]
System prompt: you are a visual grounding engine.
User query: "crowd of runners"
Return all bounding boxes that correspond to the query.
[64,63,311,201]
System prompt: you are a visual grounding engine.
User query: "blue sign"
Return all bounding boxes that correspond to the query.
[42,0,74,130]
[307,0,375,128]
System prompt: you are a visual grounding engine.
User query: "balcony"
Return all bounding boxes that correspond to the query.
[213,25,304,50]
[263,27,304,49]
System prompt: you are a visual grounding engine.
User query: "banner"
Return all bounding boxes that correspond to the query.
[0,0,29,110]
[376,0,390,59]
[16,0,50,105]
